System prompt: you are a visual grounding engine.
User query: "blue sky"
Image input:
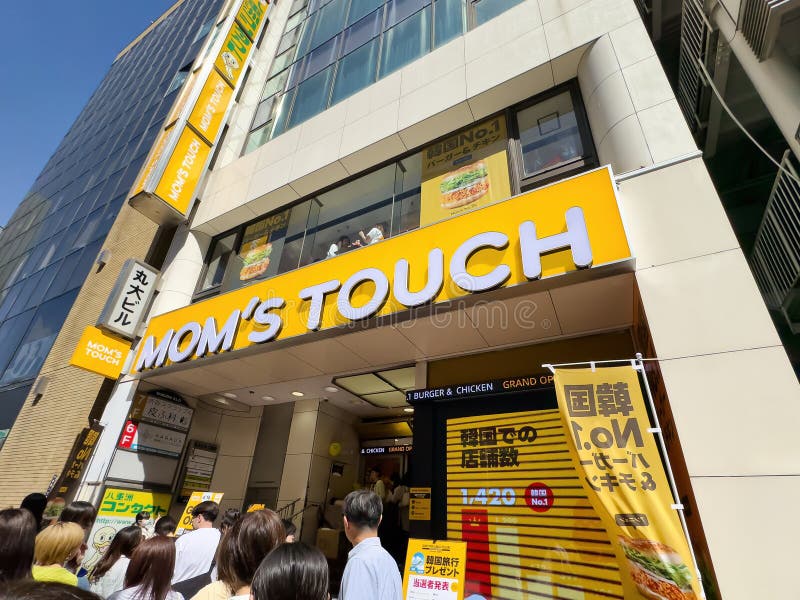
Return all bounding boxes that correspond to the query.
[0,1,178,227]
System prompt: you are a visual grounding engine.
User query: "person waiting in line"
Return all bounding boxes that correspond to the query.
[171,502,220,587]
[339,490,401,600]
[20,492,48,531]
[89,526,142,599]
[250,542,329,600]
[192,509,285,600]
[107,537,183,600]
[0,508,37,584]
[154,516,177,538]
[134,512,154,540]
[368,468,385,501]
[0,580,103,600]
[358,222,386,246]
[59,501,98,589]
[280,519,296,543]
[218,509,241,536]
[32,522,86,586]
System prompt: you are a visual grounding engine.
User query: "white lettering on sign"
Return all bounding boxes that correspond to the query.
[85,341,123,365]
[199,81,227,133]
[136,208,594,372]
[168,139,202,202]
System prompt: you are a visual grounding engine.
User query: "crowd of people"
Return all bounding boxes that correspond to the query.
[0,490,402,600]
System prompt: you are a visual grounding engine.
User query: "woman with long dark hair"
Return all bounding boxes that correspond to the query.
[250,542,329,600]
[20,493,48,531]
[0,508,37,583]
[89,526,142,598]
[109,537,182,600]
[192,509,285,600]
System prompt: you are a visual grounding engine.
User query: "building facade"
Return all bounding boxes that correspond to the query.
[1,0,799,599]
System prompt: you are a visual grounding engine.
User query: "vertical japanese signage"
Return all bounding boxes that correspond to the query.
[69,326,131,379]
[98,259,160,339]
[130,392,194,431]
[446,410,625,598]
[83,488,171,573]
[176,491,224,535]
[129,0,270,224]
[420,116,512,227]
[48,424,104,505]
[178,440,219,502]
[555,366,702,600]
[402,539,467,600]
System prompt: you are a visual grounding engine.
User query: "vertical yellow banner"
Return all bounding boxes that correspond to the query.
[554,366,702,600]
[402,539,467,600]
[214,22,252,87]
[153,128,212,216]
[176,490,224,535]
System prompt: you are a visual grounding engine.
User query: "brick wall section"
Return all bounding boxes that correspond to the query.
[0,203,159,506]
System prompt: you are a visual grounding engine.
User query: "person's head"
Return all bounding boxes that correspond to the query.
[375,222,386,234]
[219,507,241,534]
[58,501,97,532]
[154,515,176,537]
[0,508,36,583]
[20,493,47,527]
[89,526,142,581]
[251,542,329,600]
[124,536,175,600]
[342,490,382,544]
[34,521,84,566]
[216,509,285,593]
[191,501,219,529]
[134,511,151,527]
[281,519,297,543]
[0,579,102,600]
[368,468,380,483]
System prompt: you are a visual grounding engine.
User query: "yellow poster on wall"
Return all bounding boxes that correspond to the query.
[402,539,467,600]
[446,409,625,598]
[176,490,224,535]
[420,116,511,227]
[554,366,702,600]
[153,128,212,216]
[69,326,131,379]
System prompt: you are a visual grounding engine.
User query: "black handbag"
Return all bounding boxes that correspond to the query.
[171,562,215,599]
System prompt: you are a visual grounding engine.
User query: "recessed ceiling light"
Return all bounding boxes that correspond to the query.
[403,407,414,413]
[262,395,275,401]
[222,392,237,399]
[291,391,304,397]
[324,386,339,393]
[216,397,229,405]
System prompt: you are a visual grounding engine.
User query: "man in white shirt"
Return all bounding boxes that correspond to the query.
[339,490,402,600]
[171,501,221,584]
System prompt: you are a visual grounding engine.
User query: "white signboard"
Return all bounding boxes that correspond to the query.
[98,260,159,339]
[118,421,186,458]
[132,394,193,432]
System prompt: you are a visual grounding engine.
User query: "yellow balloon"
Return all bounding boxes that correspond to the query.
[329,442,342,457]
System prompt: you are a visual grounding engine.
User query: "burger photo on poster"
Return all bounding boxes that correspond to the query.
[439,160,490,210]
[618,535,696,600]
[239,241,272,281]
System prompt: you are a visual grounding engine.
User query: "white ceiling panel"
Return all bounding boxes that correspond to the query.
[468,291,563,346]
[550,273,635,335]
[396,311,489,357]
[337,325,421,367]
[285,337,372,373]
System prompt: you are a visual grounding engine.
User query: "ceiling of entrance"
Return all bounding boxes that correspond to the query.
[136,271,635,418]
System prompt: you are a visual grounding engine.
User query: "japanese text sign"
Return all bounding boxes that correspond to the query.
[555,366,702,600]
[49,424,103,501]
[70,326,131,379]
[176,491,224,535]
[130,392,194,432]
[403,539,467,600]
[98,259,160,339]
[118,420,186,458]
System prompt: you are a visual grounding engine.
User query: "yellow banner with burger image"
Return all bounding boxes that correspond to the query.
[420,116,511,227]
[554,366,703,600]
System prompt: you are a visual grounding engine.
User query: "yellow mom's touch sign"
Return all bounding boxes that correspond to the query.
[70,326,131,379]
[176,490,224,536]
[133,167,632,374]
[403,539,467,600]
[555,366,702,600]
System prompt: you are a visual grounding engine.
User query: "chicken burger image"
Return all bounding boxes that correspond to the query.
[618,535,696,600]
[439,160,489,209]
[239,241,272,281]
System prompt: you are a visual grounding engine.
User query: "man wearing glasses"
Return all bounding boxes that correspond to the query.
[171,501,221,585]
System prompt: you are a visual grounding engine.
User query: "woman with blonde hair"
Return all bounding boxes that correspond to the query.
[33,521,86,586]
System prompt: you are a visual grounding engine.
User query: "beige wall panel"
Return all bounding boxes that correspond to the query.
[216,413,261,457]
[210,454,252,500]
[279,452,313,503]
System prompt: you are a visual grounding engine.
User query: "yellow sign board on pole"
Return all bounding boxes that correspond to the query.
[153,128,213,217]
[402,539,467,600]
[554,366,703,600]
[69,326,131,379]
[176,490,224,536]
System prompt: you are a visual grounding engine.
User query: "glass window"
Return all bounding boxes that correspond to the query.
[434,0,465,47]
[386,0,430,28]
[244,124,272,154]
[263,70,289,98]
[6,270,45,318]
[253,97,277,130]
[295,11,318,59]
[348,0,384,25]
[0,309,36,379]
[271,90,296,138]
[290,0,309,15]
[342,9,383,55]
[516,91,585,179]
[276,201,312,275]
[43,250,82,302]
[192,16,216,43]
[309,0,348,50]
[200,233,237,292]
[269,50,295,78]
[331,39,379,104]
[301,36,341,81]
[472,0,524,25]
[287,65,334,128]
[277,26,301,56]
[380,7,431,77]
[0,283,23,323]
[392,153,422,234]
[285,7,307,32]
